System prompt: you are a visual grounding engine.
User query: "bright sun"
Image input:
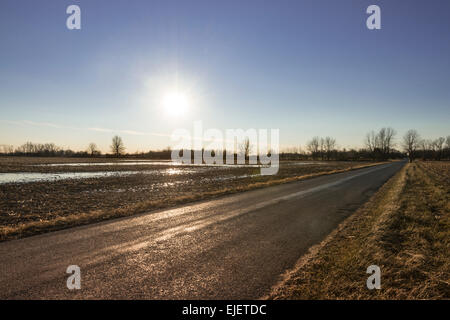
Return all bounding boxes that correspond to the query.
[162,91,189,116]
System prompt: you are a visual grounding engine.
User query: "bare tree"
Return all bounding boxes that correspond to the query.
[21,142,35,153]
[383,127,396,158]
[365,131,377,153]
[110,135,125,157]
[365,128,396,160]
[239,138,252,161]
[420,139,429,160]
[402,129,420,163]
[319,138,325,160]
[87,143,99,156]
[434,137,445,160]
[378,127,387,155]
[307,137,320,160]
[324,137,336,160]
[365,130,379,160]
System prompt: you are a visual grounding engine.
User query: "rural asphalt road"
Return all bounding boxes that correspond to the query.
[0,161,405,299]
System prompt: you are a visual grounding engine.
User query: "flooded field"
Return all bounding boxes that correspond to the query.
[0,171,137,184]
[0,159,263,184]
[0,156,377,241]
[0,157,322,184]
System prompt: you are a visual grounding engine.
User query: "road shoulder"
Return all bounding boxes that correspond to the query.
[267,162,449,299]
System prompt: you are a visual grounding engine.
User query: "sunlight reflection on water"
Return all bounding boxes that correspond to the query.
[0,167,254,184]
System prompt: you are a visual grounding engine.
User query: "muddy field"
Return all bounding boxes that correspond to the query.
[0,156,378,240]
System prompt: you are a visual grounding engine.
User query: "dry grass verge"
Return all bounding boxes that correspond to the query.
[268,161,450,299]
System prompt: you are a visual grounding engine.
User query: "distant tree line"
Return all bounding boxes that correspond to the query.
[282,127,449,162]
[279,147,405,162]
[364,127,396,161]
[0,142,91,157]
[291,128,402,161]
[1,130,449,162]
[305,136,337,160]
[0,136,170,159]
[402,130,450,162]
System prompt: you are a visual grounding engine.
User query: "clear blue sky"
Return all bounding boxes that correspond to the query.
[1,0,449,152]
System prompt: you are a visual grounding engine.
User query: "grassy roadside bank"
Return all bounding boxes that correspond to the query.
[0,161,384,242]
[269,161,450,299]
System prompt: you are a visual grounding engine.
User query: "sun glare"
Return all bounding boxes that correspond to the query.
[162,91,189,116]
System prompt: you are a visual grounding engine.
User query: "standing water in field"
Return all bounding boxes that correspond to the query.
[0,171,138,184]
